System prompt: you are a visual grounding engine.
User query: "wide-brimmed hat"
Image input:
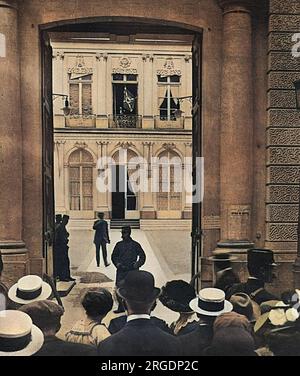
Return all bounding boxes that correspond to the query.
[8,275,52,305]
[159,280,196,313]
[208,249,237,262]
[189,288,233,317]
[0,310,44,356]
[117,271,160,303]
[230,293,261,322]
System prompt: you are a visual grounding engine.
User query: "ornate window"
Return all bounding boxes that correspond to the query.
[157,150,182,211]
[69,149,93,210]
[158,75,181,121]
[69,74,93,115]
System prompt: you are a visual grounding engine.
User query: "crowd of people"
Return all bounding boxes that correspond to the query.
[1,226,300,356]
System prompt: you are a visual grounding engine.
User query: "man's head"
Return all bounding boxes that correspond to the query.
[82,289,113,319]
[247,248,277,283]
[117,271,160,315]
[121,226,131,240]
[97,212,105,220]
[19,300,64,337]
[62,215,70,226]
[55,214,62,224]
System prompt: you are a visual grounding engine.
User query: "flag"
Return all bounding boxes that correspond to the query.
[123,86,135,112]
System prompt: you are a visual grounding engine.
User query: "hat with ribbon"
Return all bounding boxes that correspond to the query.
[189,288,233,317]
[0,310,44,356]
[8,275,52,305]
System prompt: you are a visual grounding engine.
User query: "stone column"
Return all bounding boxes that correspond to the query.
[142,54,154,129]
[96,141,110,217]
[96,53,108,128]
[0,0,29,286]
[218,0,254,250]
[140,142,156,219]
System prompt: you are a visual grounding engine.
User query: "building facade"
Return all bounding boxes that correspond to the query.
[1,0,300,293]
[52,39,193,225]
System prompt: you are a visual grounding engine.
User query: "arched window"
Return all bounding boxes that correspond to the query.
[69,149,93,210]
[157,150,182,211]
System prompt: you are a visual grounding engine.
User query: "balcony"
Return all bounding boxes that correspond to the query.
[65,114,96,128]
[108,114,142,129]
[154,115,184,129]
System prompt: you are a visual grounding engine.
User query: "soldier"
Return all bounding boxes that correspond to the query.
[53,214,62,279]
[56,215,75,282]
[111,226,146,313]
[227,248,278,304]
[209,249,240,295]
[93,212,110,267]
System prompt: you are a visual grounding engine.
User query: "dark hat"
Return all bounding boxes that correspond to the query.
[159,280,196,313]
[117,271,160,303]
[62,214,70,219]
[247,248,277,268]
[19,300,64,330]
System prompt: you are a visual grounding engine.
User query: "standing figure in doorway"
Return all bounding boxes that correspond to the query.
[93,212,110,267]
[111,226,146,313]
[56,215,75,282]
[53,214,62,279]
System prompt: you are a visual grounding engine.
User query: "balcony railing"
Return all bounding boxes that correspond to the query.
[108,114,142,129]
[154,115,184,129]
[65,114,96,128]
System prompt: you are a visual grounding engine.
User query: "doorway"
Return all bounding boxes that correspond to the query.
[40,17,202,281]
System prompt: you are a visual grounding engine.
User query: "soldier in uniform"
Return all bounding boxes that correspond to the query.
[227,248,278,304]
[93,212,110,267]
[209,249,240,295]
[111,226,146,313]
[56,215,75,282]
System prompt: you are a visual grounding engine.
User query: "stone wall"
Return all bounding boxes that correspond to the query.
[266,0,300,255]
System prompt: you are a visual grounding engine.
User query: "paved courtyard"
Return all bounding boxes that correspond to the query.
[58,228,191,338]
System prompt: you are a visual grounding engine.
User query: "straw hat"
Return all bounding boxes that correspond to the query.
[189,288,233,317]
[0,310,44,356]
[8,275,52,305]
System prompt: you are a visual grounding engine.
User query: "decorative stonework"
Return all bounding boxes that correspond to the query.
[268,147,300,164]
[268,129,300,145]
[117,141,135,149]
[267,204,299,222]
[269,15,300,32]
[268,166,300,184]
[269,52,300,71]
[267,2,300,250]
[269,72,300,90]
[162,142,176,151]
[268,90,296,108]
[269,109,300,127]
[53,51,64,60]
[68,56,93,77]
[112,56,137,74]
[74,141,88,149]
[267,185,299,203]
[96,53,108,61]
[157,58,181,77]
[142,54,154,62]
[267,223,298,242]
[270,0,300,13]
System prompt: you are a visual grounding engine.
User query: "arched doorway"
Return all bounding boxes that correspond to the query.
[40,16,202,281]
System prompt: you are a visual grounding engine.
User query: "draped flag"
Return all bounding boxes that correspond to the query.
[123,86,135,112]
